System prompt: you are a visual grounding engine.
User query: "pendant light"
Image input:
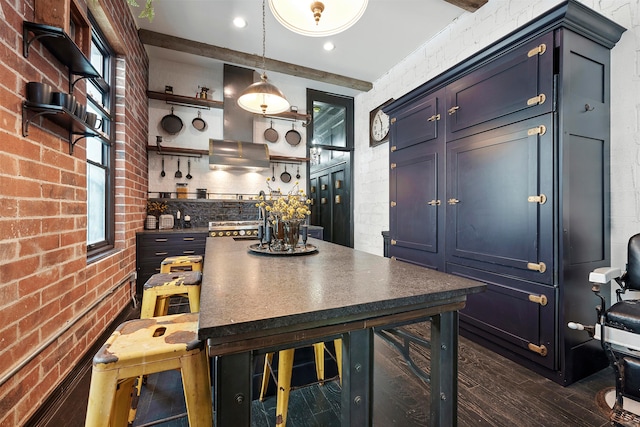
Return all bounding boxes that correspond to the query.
[237,0,290,115]
[268,0,368,37]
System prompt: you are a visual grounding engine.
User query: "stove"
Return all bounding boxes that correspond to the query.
[208,220,261,238]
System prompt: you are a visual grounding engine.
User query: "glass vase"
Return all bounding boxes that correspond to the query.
[283,219,303,251]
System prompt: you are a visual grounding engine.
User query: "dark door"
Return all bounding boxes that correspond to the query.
[389,90,445,269]
[310,161,351,247]
[446,114,554,285]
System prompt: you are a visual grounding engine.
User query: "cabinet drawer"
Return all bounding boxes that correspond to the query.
[390,90,443,152]
[137,232,207,248]
[451,263,556,370]
[446,32,554,140]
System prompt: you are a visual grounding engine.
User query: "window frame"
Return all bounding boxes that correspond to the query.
[86,14,115,260]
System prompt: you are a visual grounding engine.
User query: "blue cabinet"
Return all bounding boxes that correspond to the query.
[385,0,624,385]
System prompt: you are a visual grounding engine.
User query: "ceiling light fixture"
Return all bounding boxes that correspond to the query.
[237,0,290,115]
[268,0,368,37]
[233,17,247,28]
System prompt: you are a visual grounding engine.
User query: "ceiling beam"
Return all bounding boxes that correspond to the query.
[444,0,488,12]
[138,29,373,92]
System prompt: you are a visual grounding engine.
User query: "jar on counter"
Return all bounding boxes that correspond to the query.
[176,183,188,199]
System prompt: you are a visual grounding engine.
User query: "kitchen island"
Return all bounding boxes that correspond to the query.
[198,237,485,426]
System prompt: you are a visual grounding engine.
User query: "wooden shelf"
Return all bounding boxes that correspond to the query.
[265,111,311,125]
[147,91,223,109]
[146,145,309,164]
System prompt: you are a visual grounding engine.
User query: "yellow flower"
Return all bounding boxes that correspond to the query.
[261,178,311,221]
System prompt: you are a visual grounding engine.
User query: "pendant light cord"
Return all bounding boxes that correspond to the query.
[261,0,267,75]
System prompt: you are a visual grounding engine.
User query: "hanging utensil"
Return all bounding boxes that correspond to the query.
[285,123,301,146]
[161,107,183,135]
[192,111,206,131]
[264,120,279,142]
[161,158,166,177]
[272,164,276,181]
[280,164,291,183]
[186,159,192,179]
[296,165,301,179]
[175,159,182,178]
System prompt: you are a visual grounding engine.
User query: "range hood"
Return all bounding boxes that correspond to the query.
[209,139,271,170]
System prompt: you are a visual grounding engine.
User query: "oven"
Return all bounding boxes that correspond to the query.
[208,221,261,238]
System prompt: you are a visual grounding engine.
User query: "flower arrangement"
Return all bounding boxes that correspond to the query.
[256,179,311,222]
[147,200,168,217]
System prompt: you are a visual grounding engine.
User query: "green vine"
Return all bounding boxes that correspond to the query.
[126,0,155,22]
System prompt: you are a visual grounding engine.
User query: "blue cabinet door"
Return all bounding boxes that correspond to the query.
[446,114,554,284]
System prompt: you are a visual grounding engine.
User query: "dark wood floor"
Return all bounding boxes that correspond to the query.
[39,319,614,426]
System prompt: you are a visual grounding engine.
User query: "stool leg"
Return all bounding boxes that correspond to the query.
[180,349,213,427]
[155,295,170,316]
[85,369,119,427]
[275,349,294,427]
[140,291,158,319]
[114,377,135,427]
[187,285,201,312]
[313,343,325,384]
[334,338,343,385]
[260,353,274,401]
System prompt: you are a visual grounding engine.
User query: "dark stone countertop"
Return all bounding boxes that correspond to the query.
[198,238,485,343]
[137,227,209,234]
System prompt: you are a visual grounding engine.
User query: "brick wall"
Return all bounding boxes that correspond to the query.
[0,0,148,425]
[353,0,639,266]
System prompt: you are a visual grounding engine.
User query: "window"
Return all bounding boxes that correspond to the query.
[86,16,115,257]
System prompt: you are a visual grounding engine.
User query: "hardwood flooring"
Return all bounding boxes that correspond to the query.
[35,319,614,426]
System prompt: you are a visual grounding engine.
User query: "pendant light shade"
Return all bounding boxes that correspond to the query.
[238,0,290,115]
[268,0,368,37]
[237,73,290,115]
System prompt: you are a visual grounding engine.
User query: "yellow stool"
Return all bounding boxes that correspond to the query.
[259,339,342,427]
[84,313,212,427]
[159,255,203,273]
[140,271,202,318]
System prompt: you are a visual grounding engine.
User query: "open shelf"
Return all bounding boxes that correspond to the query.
[23,101,108,154]
[147,91,223,109]
[23,21,99,78]
[146,145,309,164]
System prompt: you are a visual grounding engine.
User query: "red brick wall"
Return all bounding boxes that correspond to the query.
[0,0,148,425]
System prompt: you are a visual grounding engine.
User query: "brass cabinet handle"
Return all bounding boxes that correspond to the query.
[155,238,168,242]
[527,43,546,57]
[334,195,341,204]
[527,125,546,136]
[321,197,328,204]
[391,145,397,152]
[527,262,547,273]
[183,237,195,241]
[427,199,441,206]
[391,239,397,245]
[447,198,460,205]
[390,163,397,169]
[448,106,459,115]
[183,250,195,255]
[155,252,168,256]
[528,194,547,204]
[528,294,548,306]
[427,114,441,122]
[527,94,546,106]
[527,343,548,356]
[390,201,397,207]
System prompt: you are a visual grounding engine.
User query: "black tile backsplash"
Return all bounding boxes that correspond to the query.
[149,199,259,228]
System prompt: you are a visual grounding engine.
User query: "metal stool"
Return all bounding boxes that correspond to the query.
[84,313,212,427]
[259,339,342,427]
[159,255,203,273]
[140,271,202,318]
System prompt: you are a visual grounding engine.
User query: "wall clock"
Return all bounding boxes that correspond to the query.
[369,99,393,147]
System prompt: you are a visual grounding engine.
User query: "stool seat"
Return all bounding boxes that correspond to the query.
[141,271,202,318]
[160,255,203,273]
[85,313,212,427]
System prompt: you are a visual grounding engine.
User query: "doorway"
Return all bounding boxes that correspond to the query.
[306,89,354,248]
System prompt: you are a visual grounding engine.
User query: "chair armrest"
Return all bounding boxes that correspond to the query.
[589,267,622,284]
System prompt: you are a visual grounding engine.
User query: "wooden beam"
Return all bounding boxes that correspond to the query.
[444,0,488,13]
[138,29,373,92]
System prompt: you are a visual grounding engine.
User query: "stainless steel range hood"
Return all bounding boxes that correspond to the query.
[209,139,270,170]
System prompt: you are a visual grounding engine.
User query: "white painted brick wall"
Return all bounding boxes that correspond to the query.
[354,0,640,274]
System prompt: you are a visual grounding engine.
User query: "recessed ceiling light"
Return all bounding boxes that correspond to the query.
[233,17,247,28]
[323,42,335,51]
